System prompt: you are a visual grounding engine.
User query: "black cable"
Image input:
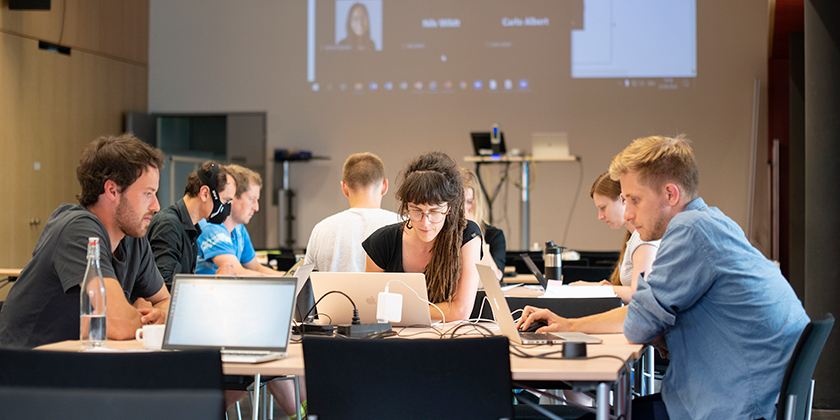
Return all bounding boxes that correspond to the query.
[561,157,584,247]
[299,290,359,329]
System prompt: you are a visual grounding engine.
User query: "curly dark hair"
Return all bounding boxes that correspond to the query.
[76,133,165,207]
[395,151,466,303]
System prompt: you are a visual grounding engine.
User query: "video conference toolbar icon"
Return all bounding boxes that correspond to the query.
[519,79,529,90]
[473,80,483,90]
[384,82,393,91]
[369,82,378,91]
[429,81,438,91]
[489,79,497,90]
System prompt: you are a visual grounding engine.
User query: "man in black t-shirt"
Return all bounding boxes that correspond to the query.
[0,134,171,348]
[146,161,236,288]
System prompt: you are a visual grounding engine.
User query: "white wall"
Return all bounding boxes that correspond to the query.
[149,0,770,254]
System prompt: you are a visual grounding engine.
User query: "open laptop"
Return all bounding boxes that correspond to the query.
[520,253,550,290]
[477,264,602,345]
[531,132,571,160]
[309,272,432,327]
[471,131,507,156]
[163,274,298,363]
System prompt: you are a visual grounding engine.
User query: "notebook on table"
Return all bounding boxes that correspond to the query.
[162,274,298,363]
[477,263,602,345]
[309,272,432,327]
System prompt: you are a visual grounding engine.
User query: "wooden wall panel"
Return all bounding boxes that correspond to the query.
[0,0,148,64]
[0,0,148,268]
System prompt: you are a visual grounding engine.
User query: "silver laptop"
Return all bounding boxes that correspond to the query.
[477,264,602,345]
[162,274,298,363]
[309,272,432,327]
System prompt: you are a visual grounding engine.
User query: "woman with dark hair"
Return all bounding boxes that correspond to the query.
[363,152,482,322]
[577,172,659,303]
[339,3,376,51]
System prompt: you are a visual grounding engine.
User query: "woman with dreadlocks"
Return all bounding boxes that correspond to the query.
[363,152,482,322]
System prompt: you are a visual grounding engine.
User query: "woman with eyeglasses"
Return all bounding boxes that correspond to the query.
[363,152,482,322]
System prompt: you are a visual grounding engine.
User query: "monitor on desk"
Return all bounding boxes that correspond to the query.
[471,131,507,156]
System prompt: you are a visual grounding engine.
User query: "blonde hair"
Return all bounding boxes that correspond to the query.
[589,172,629,286]
[225,164,263,197]
[460,168,489,235]
[609,135,699,201]
[342,152,385,190]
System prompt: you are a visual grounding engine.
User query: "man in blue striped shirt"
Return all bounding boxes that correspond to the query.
[519,135,808,420]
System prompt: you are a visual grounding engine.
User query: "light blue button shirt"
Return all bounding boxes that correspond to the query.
[195,221,256,274]
[625,198,808,420]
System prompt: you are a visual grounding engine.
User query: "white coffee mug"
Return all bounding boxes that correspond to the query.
[135,324,165,350]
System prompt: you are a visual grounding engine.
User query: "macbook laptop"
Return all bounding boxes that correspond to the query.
[309,272,432,327]
[477,264,602,345]
[531,132,571,160]
[162,274,298,363]
[520,253,550,290]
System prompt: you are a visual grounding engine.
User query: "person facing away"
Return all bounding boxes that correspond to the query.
[0,133,171,348]
[569,172,659,304]
[363,151,482,322]
[517,135,808,420]
[303,152,402,272]
[195,164,282,276]
[460,167,506,279]
[146,161,237,288]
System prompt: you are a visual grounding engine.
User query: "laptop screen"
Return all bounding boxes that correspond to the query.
[163,275,297,351]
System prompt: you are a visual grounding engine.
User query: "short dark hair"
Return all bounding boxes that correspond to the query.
[342,152,385,190]
[76,133,165,207]
[184,161,230,198]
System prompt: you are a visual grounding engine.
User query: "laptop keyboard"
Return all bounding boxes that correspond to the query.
[520,332,561,341]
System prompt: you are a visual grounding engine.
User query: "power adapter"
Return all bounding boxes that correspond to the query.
[376,291,403,323]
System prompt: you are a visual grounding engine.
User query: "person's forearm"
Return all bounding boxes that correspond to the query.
[567,306,627,334]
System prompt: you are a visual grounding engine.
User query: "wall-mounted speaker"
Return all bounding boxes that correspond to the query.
[9,0,51,10]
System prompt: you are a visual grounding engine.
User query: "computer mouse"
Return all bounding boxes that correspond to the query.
[519,319,549,333]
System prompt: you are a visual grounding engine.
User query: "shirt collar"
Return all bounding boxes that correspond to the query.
[174,198,197,234]
[684,197,706,212]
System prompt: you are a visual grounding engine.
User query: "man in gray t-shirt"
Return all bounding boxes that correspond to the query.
[0,134,170,349]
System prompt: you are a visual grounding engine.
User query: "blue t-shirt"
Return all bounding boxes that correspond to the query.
[624,198,808,420]
[195,221,257,274]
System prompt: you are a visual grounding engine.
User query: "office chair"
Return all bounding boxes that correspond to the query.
[303,336,513,420]
[0,348,225,420]
[561,267,614,284]
[776,313,834,420]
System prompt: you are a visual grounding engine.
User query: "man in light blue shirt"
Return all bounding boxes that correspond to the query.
[519,136,808,420]
[196,164,282,276]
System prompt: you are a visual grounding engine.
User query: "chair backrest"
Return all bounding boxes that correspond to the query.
[776,313,834,420]
[561,266,614,284]
[0,348,225,420]
[303,336,513,420]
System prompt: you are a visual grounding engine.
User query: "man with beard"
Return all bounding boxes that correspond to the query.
[0,134,170,348]
[517,136,808,420]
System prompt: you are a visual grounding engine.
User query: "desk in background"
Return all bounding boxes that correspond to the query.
[464,155,578,250]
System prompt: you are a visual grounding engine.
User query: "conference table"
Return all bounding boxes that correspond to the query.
[39,328,642,420]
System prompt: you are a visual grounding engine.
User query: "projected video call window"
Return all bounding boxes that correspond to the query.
[306,0,696,94]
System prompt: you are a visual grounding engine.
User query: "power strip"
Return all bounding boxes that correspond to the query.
[293,323,336,335]
[335,323,392,338]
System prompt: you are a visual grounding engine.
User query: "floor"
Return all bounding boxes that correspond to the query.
[813,409,840,420]
[225,394,291,420]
